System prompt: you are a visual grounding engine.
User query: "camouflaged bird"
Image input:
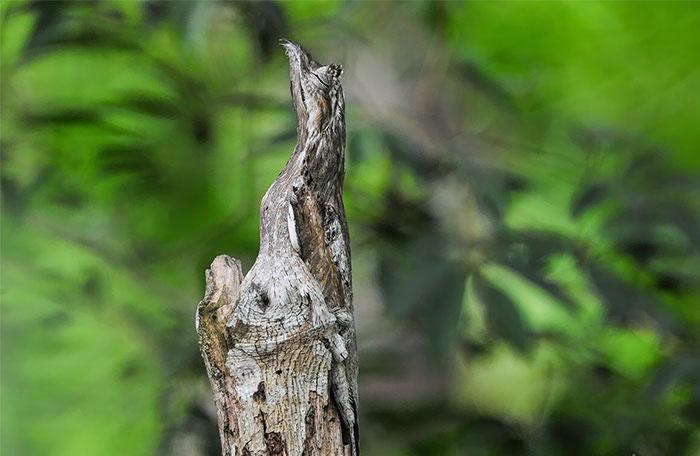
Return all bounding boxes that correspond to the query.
[196,40,358,456]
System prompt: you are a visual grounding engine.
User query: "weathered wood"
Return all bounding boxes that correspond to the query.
[196,40,358,456]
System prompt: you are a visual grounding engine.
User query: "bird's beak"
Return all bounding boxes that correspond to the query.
[280,39,304,65]
[280,39,311,118]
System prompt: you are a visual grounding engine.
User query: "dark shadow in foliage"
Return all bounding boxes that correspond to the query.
[588,262,678,335]
[493,229,577,311]
[236,1,289,60]
[472,273,532,353]
[378,231,465,358]
[373,187,465,357]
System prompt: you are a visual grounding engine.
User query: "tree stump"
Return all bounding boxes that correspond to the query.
[196,40,358,456]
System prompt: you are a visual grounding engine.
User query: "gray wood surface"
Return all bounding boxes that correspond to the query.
[196,40,358,456]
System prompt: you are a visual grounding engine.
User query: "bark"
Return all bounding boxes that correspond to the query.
[196,40,358,456]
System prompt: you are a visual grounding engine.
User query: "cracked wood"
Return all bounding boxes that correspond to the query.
[196,40,358,456]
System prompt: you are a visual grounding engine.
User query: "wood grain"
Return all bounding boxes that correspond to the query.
[196,40,358,456]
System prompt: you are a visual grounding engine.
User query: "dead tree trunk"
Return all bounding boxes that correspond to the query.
[196,40,358,456]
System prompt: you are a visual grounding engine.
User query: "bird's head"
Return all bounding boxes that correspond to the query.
[280,39,344,132]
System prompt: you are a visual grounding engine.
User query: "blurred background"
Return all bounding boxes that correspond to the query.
[2,1,700,455]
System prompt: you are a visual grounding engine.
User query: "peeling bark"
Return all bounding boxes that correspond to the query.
[196,40,358,456]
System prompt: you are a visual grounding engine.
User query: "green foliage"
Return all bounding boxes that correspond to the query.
[2,1,699,455]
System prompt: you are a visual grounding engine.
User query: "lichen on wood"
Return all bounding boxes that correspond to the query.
[196,40,358,456]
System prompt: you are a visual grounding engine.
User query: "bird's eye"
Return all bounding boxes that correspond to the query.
[310,64,342,91]
[311,69,331,89]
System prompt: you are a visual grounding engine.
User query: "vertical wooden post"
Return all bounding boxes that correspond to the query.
[196,40,358,456]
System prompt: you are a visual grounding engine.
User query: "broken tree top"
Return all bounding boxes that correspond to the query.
[196,40,359,456]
